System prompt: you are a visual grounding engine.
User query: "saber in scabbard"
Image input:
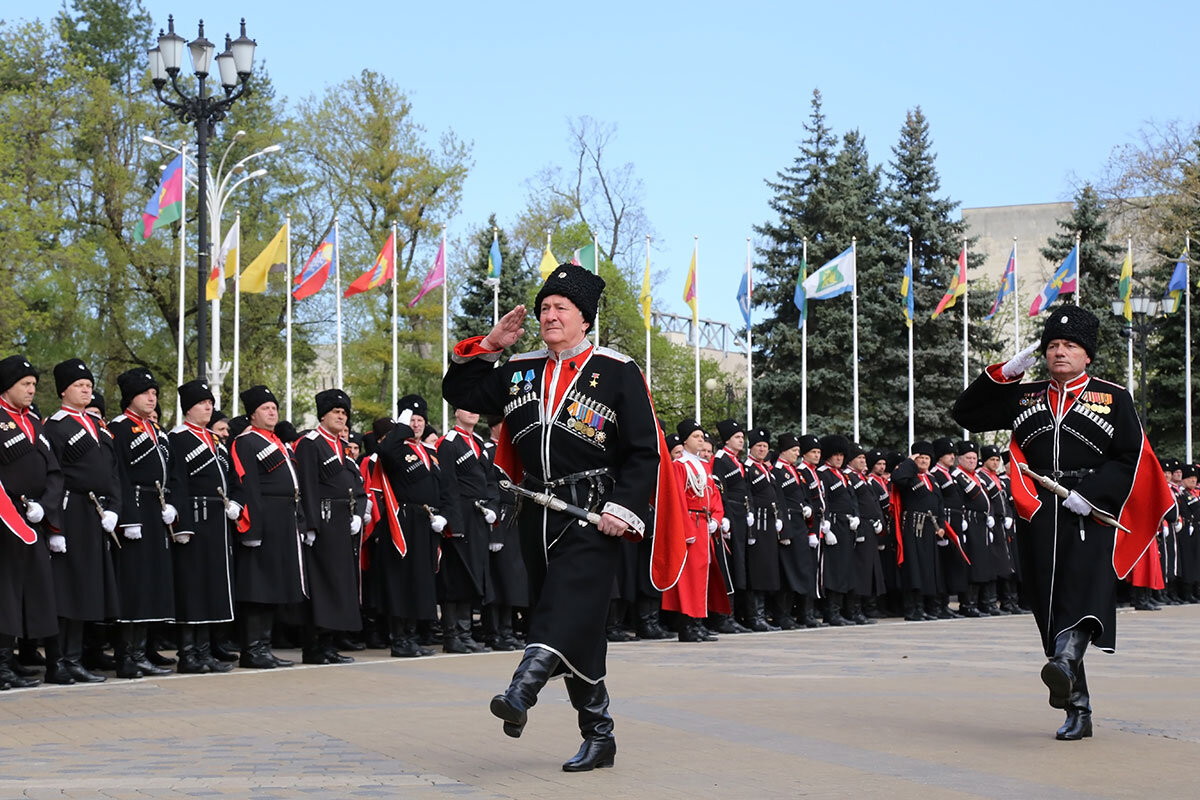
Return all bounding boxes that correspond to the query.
[1017,463,1130,533]
[88,491,121,549]
[155,480,177,537]
[499,479,603,526]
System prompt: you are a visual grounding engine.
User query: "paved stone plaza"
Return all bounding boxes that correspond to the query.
[0,606,1196,799]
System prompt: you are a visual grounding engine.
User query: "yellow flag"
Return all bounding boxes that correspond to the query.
[538,242,557,280]
[1118,251,1133,322]
[240,222,288,294]
[639,250,652,330]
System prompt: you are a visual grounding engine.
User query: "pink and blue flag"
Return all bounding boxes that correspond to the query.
[408,239,446,307]
[139,154,184,241]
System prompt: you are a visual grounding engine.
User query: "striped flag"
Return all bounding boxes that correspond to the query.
[931,247,967,319]
[900,254,915,327]
[1029,245,1078,316]
[984,247,1016,321]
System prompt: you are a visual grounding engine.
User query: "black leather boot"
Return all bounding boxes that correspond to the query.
[130,623,170,676]
[1041,627,1089,709]
[774,591,797,629]
[494,605,522,650]
[826,591,848,626]
[440,604,470,653]
[260,610,293,667]
[239,607,276,669]
[960,584,982,617]
[195,624,233,672]
[43,627,75,685]
[0,644,39,689]
[146,625,176,667]
[1056,659,1093,740]
[849,592,874,625]
[802,595,823,627]
[749,592,779,631]
[17,636,45,667]
[388,618,422,657]
[562,676,617,771]
[176,625,209,674]
[457,603,490,652]
[635,598,672,639]
[489,647,561,738]
[323,632,354,663]
[62,620,106,682]
[903,590,923,621]
[983,581,1005,615]
[210,624,240,662]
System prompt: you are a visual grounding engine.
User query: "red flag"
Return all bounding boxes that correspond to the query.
[345,232,395,298]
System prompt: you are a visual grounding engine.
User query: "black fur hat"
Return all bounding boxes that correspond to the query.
[117,368,159,410]
[818,434,849,458]
[316,388,351,420]
[716,418,744,444]
[177,379,214,413]
[0,355,37,393]
[1040,304,1099,360]
[240,385,278,417]
[534,263,606,326]
[54,358,94,396]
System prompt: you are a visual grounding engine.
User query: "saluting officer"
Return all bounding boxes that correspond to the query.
[294,389,367,665]
[888,441,944,621]
[108,369,179,679]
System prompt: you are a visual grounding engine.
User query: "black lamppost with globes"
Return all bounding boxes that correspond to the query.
[1111,293,1163,424]
[147,15,256,381]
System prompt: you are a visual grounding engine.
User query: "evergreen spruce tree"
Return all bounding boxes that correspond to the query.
[1038,185,1125,383]
[453,215,537,345]
[886,107,999,442]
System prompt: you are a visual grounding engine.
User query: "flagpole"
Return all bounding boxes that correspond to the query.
[693,235,701,424]
[645,234,652,391]
[745,236,753,430]
[492,228,500,326]
[908,236,914,450]
[232,211,241,417]
[1126,236,1134,394]
[1013,236,1019,347]
[284,215,293,422]
[852,237,859,442]
[335,217,343,388]
[441,224,449,434]
[211,210,221,409]
[962,236,969,439]
[1074,231,1082,306]
[391,221,399,417]
[801,236,808,435]
[592,230,601,347]
[176,142,187,425]
[1186,231,1193,463]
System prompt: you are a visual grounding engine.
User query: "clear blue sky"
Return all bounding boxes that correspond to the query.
[40,1,1200,327]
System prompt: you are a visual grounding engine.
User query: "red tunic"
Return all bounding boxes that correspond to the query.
[662,452,729,618]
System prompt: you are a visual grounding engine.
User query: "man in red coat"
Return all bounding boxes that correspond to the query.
[662,419,727,643]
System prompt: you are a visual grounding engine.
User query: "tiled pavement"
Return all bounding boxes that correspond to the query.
[1,606,1197,798]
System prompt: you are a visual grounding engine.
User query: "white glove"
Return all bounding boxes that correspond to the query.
[1001,340,1041,379]
[937,538,950,547]
[1063,490,1092,516]
[172,532,192,544]
[225,500,242,521]
[780,538,792,546]
[241,538,262,547]
[364,497,373,519]
[25,500,44,524]
[1174,519,1183,532]
[430,514,448,533]
[802,505,813,519]
[397,408,414,427]
[848,515,860,531]
[707,518,719,534]
[774,518,784,533]
[872,519,883,534]
[820,520,832,536]
[488,541,503,552]
[100,510,118,533]
[720,517,730,533]
[48,534,67,553]
[123,525,142,540]
[824,530,838,546]
[745,512,755,527]
[808,533,819,548]
[722,530,731,540]
[1004,517,1013,530]
[304,530,317,546]
[747,536,757,545]
[988,530,994,544]
[161,504,178,525]
[483,508,497,525]
[351,515,363,535]
[960,516,969,533]
[987,515,995,529]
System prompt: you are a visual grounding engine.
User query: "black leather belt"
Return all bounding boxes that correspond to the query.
[526,468,613,512]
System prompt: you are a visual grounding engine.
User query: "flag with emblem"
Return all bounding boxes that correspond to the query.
[900,253,915,327]
[206,216,239,301]
[984,246,1016,321]
[345,231,396,298]
[1117,249,1133,321]
[1028,244,1078,316]
[796,245,854,327]
[294,228,336,300]
[138,154,184,241]
[683,245,698,323]
[931,247,967,319]
[1164,249,1187,314]
[240,222,288,295]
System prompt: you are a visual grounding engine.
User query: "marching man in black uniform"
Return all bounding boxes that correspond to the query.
[437,408,498,654]
[42,359,121,684]
[229,385,306,669]
[167,379,237,673]
[443,264,687,772]
[953,305,1175,741]
[294,389,367,665]
[0,356,62,689]
[108,369,178,679]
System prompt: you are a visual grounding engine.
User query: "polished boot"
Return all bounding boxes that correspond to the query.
[562,676,617,772]
[677,618,705,642]
[112,629,144,679]
[456,603,490,652]
[42,629,75,685]
[983,581,1006,615]
[260,610,293,667]
[490,647,561,738]
[849,592,874,625]
[1041,627,1089,709]
[1056,659,1093,740]
[176,625,209,674]
[960,584,983,617]
[130,623,171,676]
[635,598,672,639]
[17,637,46,667]
[388,618,423,658]
[774,591,798,629]
[492,605,522,651]
[61,620,106,682]
[863,594,886,619]
[195,625,233,673]
[81,623,115,671]
[302,626,331,664]
[712,612,751,634]
[902,590,924,621]
[210,624,240,662]
[0,645,39,689]
[239,607,276,669]
[802,595,823,628]
[936,594,958,619]
[146,626,176,667]
[322,633,354,664]
[749,592,779,631]
[440,605,470,654]
[696,619,718,641]
[605,600,637,642]
[825,591,849,626]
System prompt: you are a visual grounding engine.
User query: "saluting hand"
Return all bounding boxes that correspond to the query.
[481,305,527,351]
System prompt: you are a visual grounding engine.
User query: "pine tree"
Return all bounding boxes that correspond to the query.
[886,107,999,442]
[1038,185,1125,383]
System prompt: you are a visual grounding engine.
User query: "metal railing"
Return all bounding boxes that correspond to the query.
[652,311,746,355]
